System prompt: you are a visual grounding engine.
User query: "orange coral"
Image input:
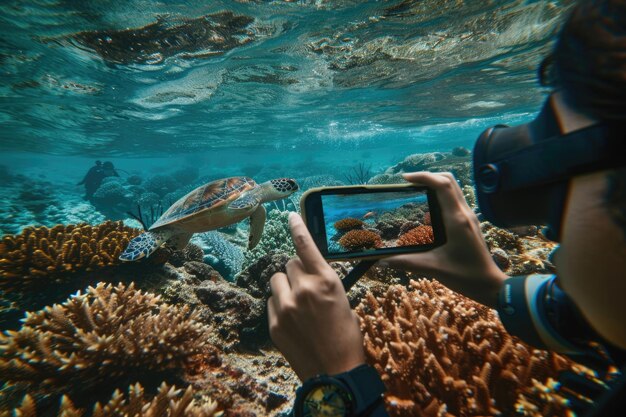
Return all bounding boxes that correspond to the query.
[356,279,578,417]
[5,383,221,417]
[338,229,382,250]
[0,282,212,410]
[397,225,434,246]
[0,221,141,293]
[423,212,431,226]
[334,218,365,232]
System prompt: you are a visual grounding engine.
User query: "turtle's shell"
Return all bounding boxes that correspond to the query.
[149,177,257,230]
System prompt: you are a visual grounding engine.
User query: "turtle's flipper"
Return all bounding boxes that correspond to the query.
[166,232,193,251]
[248,205,266,249]
[119,231,167,261]
[230,193,260,210]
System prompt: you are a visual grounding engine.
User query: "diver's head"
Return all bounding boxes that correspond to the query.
[473,0,626,241]
[103,161,114,170]
[474,0,626,349]
[545,0,626,123]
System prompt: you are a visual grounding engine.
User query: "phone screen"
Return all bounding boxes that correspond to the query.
[303,185,444,260]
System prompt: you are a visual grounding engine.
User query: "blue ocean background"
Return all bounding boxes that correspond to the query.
[0,2,585,416]
[1,0,570,236]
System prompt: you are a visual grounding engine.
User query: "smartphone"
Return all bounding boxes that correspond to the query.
[300,184,445,261]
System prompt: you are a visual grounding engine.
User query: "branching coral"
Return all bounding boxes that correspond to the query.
[334,218,365,233]
[338,230,382,251]
[397,225,434,246]
[3,382,221,417]
[0,282,212,410]
[356,279,577,417]
[0,221,141,293]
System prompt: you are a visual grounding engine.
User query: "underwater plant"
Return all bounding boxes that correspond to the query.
[356,279,580,417]
[338,229,382,251]
[343,162,374,185]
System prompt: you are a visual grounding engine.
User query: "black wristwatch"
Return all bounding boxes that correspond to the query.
[293,364,388,417]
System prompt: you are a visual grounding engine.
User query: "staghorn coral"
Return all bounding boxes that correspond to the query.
[0,282,212,410]
[0,221,141,292]
[338,229,382,251]
[397,225,434,246]
[4,382,221,417]
[357,279,577,417]
[334,218,365,233]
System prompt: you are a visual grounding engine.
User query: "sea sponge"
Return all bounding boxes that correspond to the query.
[356,279,578,417]
[5,383,220,417]
[0,282,212,410]
[397,225,434,246]
[338,229,382,251]
[334,218,365,233]
[0,221,141,293]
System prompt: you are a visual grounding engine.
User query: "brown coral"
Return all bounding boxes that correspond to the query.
[334,218,365,232]
[4,383,220,417]
[397,225,434,246]
[356,279,577,417]
[0,282,212,410]
[0,221,141,293]
[338,229,382,251]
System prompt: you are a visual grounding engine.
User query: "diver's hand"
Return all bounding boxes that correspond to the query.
[380,172,508,309]
[268,212,365,381]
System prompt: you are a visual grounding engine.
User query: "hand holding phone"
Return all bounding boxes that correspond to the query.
[378,172,508,308]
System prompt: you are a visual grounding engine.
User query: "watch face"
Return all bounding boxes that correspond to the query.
[302,383,350,417]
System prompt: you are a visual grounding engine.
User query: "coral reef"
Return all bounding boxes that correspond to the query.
[3,383,220,417]
[193,231,245,281]
[452,146,471,157]
[385,152,446,175]
[0,282,211,410]
[0,221,141,294]
[236,252,291,299]
[242,210,295,270]
[194,279,267,350]
[481,222,558,276]
[397,225,434,246]
[357,279,577,417]
[168,242,205,267]
[72,12,256,65]
[334,218,365,233]
[338,229,383,251]
[367,173,407,185]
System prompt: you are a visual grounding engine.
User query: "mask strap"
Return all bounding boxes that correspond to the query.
[478,123,625,194]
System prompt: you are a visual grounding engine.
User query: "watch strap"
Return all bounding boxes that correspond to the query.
[334,364,387,416]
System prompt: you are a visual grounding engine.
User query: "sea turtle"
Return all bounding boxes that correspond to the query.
[119,176,299,261]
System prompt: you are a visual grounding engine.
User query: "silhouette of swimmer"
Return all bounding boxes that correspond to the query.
[78,160,119,200]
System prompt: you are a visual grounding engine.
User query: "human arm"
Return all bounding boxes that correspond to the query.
[267,212,366,381]
[379,172,508,309]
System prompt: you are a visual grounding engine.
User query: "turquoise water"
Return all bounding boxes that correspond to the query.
[1,1,569,183]
[0,2,584,416]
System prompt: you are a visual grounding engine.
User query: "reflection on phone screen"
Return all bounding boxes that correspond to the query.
[321,190,433,254]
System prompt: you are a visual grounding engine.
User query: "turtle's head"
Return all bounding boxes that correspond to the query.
[262,178,299,201]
